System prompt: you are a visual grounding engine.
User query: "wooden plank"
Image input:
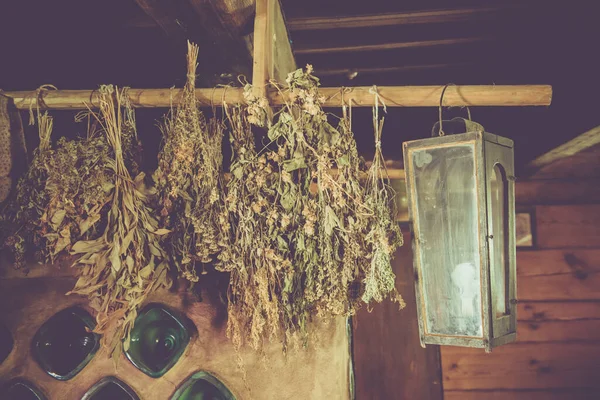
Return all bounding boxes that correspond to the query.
[127,0,255,35]
[353,232,443,400]
[2,85,553,109]
[294,37,489,55]
[441,343,600,389]
[317,63,467,78]
[516,319,600,342]
[445,389,600,400]
[518,249,600,277]
[203,0,255,35]
[133,0,252,84]
[287,6,519,31]
[251,0,272,95]
[133,0,186,40]
[530,144,600,180]
[517,249,600,300]
[271,0,296,83]
[252,0,296,90]
[536,205,600,249]
[516,179,600,205]
[519,301,600,321]
[518,272,600,301]
[527,125,600,173]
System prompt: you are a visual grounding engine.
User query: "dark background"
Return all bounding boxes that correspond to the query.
[0,0,598,173]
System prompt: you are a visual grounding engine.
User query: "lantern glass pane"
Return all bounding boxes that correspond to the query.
[411,144,483,337]
[491,163,509,317]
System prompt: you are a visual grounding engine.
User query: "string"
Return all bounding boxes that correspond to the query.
[28,84,58,126]
[369,85,386,150]
[210,86,218,116]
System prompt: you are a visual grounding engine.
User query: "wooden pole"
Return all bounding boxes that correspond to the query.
[2,85,552,110]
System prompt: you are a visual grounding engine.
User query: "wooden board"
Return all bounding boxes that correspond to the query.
[294,37,488,55]
[352,232,443,400]
[517,249,600,300]
[519,273,600,300]
[527,125,600,173]
[516,319,600,342]
[445,389,600,400]
[519,301,600,321]
[516,180,600,205]
[287,6,516,31]
[535,205,600,249]
[530,144,600,180]
[252,0,296,92]
[441,343,600,390]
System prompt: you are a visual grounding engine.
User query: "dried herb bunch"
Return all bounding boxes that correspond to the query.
[1,111,54,269]
[219,66,403,352]
[68,85,171,363]
[362,97,405,306]
[217,104,285,350]
[153,42,224,282]
[2,108,117,270]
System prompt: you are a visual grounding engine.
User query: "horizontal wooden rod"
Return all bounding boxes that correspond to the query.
[2,85,552,110]
[294,37,488,55]
[287,6,520,31]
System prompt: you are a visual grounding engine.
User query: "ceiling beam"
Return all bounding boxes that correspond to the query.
[3,85,552,109]
[527,125,600,173]
[317,63,468,78]
[294,37,489,55]
[133,0,253,84]
[188,0,256,56]
[133,0,187,40]
[287,6,521,31]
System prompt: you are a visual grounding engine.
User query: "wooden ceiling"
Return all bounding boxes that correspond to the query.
[0,0,599,171]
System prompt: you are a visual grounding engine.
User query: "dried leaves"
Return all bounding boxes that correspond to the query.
[2,110,114,269]
[219,66,403,352]
[1,58,404,359]
[153,42,224,283]
[67,86,171,363]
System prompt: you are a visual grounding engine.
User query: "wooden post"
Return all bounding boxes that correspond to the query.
[252,0,296,90]
[252,0,272,98]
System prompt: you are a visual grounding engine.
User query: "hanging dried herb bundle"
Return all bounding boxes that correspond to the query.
[153,42,224,282]
[362,95,405,306]
[2,108,118,270]
[1,111,54,269]
[68,85,171,363]
[217,104,285,350]
[219,66,404,352]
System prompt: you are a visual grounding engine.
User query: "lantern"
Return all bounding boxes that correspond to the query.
[403,128,517,351]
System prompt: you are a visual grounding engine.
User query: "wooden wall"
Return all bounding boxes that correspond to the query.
[441,150,600,400]
[353,232,443,400]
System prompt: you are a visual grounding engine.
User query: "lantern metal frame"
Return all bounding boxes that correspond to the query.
[403,130,517,352]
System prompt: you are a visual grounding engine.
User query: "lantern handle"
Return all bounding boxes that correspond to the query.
[437,83,472,136]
